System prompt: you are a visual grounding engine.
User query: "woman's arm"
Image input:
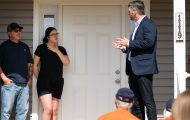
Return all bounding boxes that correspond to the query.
[47,45,70,65]
[56,50,70,65]
[33,55,40,79]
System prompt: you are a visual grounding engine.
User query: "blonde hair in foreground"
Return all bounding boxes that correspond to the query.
[172,90,190,120]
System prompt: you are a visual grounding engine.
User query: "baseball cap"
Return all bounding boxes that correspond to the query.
[116,88,135,103]
[7,22,23,32]
[165,98,175,112]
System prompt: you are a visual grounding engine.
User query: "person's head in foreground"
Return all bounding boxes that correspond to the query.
[98,88,139,120]
[172,90,190,120]
[115,87,135,109]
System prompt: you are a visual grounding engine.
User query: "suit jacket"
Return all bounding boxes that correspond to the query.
[125,16,158,75]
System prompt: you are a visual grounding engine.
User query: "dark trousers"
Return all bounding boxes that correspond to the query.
[128,65,157,120]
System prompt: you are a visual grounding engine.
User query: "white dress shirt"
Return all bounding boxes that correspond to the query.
[128,15,146,61]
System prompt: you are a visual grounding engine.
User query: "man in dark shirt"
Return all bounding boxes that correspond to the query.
[0,22,33,120]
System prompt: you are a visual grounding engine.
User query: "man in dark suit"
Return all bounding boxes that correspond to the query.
[113,1,158,120]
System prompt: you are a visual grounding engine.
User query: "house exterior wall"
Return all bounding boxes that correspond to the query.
[150,0,190,114]
[150,0,174,114]
[0,0,33,119]
[186,1,190,88]
[0,0,190,118]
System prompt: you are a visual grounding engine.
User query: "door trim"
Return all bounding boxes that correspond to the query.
[33,1,150,119]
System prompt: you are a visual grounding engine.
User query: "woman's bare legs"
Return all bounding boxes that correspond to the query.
[40,94,53,120]
[52,97,59,120]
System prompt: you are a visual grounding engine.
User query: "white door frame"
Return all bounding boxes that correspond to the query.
[173,0,190,97]
[32,0,150,119]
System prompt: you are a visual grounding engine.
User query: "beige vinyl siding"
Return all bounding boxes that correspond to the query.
[0,0,33,119]
[150,0,174,114]
[0,0,33,50]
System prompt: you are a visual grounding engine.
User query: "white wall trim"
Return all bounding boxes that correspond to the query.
[145,0,150,17]
[120,5,129,88]
[32,0,40,118]
[173,0,186,97]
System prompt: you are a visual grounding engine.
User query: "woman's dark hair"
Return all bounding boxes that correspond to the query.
[43,27,56,43]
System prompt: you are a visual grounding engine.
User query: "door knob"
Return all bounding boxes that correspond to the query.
[115,70,120,75]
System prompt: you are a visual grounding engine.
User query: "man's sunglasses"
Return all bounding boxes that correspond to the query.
[12,29,22,33]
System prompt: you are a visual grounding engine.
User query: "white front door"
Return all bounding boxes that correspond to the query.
[62,6,122,120]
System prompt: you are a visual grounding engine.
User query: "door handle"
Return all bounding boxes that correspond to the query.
[115,79,121,84]
[115,70,120,75]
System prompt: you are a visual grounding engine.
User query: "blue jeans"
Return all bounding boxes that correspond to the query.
[1,83,29,120]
